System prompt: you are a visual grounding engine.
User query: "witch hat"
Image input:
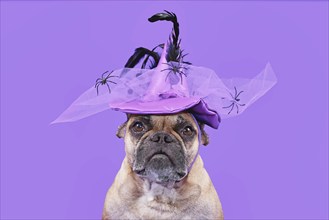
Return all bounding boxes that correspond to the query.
[52,11,277,129]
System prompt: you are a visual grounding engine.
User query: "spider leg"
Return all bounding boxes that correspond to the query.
[228,103,235,115]
[181,68,188,74]
[161,68,170,72]
[95,84,100,95]
[105,70,114,78]
[180,71,187,77]
[236,90,244,99]
[228,91,235,100]
[102,70,109,78]
[95,78,101,83]
[238,103,246,106]
[234,87,238,98]
[95,81,102,88]
[223,102,234,109]
[108,80,117,84]
[165,72,171,82]
[106,82,111,94]
[236,104,239,114]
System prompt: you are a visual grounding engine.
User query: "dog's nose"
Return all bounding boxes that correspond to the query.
[150,132,174,143]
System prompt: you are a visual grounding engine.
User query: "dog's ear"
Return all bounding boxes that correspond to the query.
[116,122,127,138]
[116,114,130,138]
[198,122,209,146]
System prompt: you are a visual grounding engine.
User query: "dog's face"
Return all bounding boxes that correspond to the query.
[117,113,209,184]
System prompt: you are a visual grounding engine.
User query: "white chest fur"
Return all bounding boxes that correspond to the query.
[145,182,178,202]
[138,181,180,213]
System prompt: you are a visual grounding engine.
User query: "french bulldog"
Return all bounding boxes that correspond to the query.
[102,113,223,219]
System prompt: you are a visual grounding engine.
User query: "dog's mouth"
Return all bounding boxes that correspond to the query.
[133,152,187,183]
[149,152,172,164]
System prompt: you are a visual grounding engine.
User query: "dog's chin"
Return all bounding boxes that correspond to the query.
[134,154,187,184]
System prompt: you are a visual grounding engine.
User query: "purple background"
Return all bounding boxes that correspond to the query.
[1,1,328,219]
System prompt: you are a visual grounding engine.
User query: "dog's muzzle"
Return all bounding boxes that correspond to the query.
[133,131,188,183]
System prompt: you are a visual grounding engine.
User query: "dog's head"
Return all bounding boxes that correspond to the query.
[117,113,209,184]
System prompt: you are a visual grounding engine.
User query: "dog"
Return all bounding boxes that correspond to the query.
[102,113,223,219]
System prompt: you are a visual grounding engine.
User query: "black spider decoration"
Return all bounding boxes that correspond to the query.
[222,87,246,114]
[95,70,118,95]
[161,61,188,84]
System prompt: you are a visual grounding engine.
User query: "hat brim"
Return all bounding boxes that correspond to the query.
[110,97,220,128]
[110,97,199,114]
[52,63,276,128]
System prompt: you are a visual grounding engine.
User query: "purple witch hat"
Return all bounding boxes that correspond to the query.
[52,11,277,128]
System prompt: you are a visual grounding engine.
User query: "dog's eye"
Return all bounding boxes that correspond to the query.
[182,126,194,136]
[132,122,145,133]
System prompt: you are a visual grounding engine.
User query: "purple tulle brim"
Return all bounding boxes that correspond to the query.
[51,63,277,129]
